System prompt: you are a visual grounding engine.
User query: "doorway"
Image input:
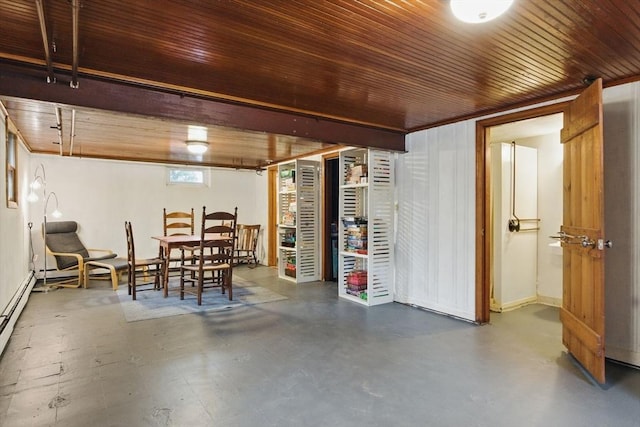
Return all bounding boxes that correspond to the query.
[487,114,564,314]
[323,154,340,282]
[475,102,570,323]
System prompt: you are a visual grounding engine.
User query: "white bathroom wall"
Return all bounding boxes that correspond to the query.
[491,143,538,311]
[521,133,563,304]
[28,155,266,274]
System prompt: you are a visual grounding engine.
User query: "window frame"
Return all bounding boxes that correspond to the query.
[5,117,18,209]
[166,166,210,187]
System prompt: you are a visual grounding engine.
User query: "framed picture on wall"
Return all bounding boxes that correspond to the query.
[5,116,18,209]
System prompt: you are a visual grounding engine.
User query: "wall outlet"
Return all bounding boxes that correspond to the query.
[33,254,38,261]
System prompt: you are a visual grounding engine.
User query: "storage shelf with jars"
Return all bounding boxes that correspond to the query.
[338,148,394,306]
[277,160,320,283]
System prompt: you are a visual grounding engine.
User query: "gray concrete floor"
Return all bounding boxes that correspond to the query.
[0,265,638,427]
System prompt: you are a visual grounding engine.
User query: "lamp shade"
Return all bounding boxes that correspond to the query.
[27,190,39,203]
[185,140,209,154]
[45,192,62,218]
[450,0,513,23]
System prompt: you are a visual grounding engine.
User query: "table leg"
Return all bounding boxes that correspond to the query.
[162,245,171,297]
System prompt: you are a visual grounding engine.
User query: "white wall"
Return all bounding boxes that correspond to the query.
[395,122,476,321]
[603,82,640,366]
[0,114,32,316]
[491,143,538,311]
[521,133,563,304]
[28,155,267,274]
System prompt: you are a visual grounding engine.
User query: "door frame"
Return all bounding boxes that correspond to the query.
[322,151,340,281]
[267,165,278,267]
[475,102,570,323]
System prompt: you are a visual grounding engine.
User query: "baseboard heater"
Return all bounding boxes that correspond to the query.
[0,272,36,356]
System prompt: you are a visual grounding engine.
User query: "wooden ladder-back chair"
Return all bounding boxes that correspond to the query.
[234,224,260,267]
[179,207,237,305]
[162,208,195,271]
[163,208,195,237]
[125,221,164,300]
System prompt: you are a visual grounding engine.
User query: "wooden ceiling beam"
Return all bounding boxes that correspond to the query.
[0,62,405,152]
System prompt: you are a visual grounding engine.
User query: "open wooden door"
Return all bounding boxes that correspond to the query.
[559,78,606,384]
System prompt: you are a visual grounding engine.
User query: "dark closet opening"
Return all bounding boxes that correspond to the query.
[324,157,339,282]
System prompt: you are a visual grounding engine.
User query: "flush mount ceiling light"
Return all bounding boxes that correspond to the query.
[186,125,209,154]
[450,0,514,24]
[185,140,209,154]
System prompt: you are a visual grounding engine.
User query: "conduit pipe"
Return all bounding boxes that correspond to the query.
[54,107,63,155]
[70,0,80,88]
[508,141,540,233]
[35,0,56,83]
[69,109,76,156]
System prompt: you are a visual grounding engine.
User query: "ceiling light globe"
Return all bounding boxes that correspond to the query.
[186,140,209,155]
[450,0,514,24]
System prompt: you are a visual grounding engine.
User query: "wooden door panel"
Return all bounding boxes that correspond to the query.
[560,78,605,384]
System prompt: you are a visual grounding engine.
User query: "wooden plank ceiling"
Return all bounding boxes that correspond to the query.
[1,0,639,169]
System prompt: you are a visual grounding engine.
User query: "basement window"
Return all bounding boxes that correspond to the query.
[167,167,209,187]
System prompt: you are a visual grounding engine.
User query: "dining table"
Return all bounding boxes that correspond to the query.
[152,233,226,297]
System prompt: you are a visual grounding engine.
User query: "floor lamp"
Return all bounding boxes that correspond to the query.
[27,164,62,289]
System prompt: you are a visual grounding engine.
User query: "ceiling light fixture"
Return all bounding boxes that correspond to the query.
[450,0,514,24]
[186,125,209,154]
[185,140,209,155]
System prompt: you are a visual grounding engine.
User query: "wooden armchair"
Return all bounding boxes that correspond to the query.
[44,221,117,288]
[234,224,260,267]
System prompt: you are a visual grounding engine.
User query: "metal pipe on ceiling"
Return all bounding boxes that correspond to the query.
[70,0,80,88]
[34,0,55,84]
[54,107,63,155]
[69,109,76,156]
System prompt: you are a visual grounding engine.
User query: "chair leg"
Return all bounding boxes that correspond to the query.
[226,270,233,300]
[119,270,126,286]
[78,265,84,287]
[197,274,203,306]
[132,270,137,300]
[179,269,185,300]
[154,262,161,291]
[83,268,89,289]
[110,267,118,291]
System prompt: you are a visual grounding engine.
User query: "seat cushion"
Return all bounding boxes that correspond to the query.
[45,221,90,270]
[47,232,90,269]
[85,257,128,271]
